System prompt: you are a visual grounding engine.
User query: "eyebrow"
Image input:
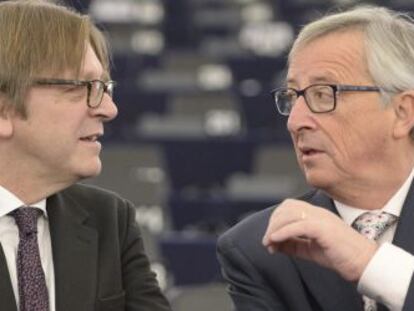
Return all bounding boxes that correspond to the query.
[81,69,108,81]
[286,75,339,87]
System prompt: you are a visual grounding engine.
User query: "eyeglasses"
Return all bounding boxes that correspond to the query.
[271,84,383,116]
[33,78,116,108]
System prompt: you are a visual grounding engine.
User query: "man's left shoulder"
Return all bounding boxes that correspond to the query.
[63,182,122,199]
[59,183,132,214]
[219,188,320,249]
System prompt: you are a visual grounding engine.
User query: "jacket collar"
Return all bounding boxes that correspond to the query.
[293,190,363,311]
[47,190,98,311]
[0,245,17,311]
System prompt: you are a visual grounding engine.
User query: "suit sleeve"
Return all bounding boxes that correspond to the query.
[403,270,414,310]
[217,232,288,311]
[119,203,171,311]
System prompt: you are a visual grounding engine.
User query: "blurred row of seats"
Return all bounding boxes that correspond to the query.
[80,0,414,309]
[86,142,307,291]
[89,142,306,222]
[96,0,414,144]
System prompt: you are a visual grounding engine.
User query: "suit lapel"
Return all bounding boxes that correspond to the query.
[392,180,414,253]
[0,245,17,311]
[293,190,363,311]
[47,192,98,311]
[383,180,414,311]
[294,183,414,311]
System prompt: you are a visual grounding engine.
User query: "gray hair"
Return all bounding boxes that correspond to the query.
[289,6,414,107]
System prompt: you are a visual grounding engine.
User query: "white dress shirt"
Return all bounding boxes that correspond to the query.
[335,167,414,311]
[0,186,55,311]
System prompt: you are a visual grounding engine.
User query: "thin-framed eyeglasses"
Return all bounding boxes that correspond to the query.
[33,78,116,108]
[271,84,384,116]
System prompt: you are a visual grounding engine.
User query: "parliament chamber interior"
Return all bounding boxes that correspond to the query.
[61,0,414,309]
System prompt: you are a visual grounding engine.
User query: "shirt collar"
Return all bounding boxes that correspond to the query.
[0,185,47,218]
[335,167,414,226]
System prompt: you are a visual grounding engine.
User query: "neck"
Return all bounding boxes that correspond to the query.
[0,178,71,205]
[325,162,414,210]
[0,158,75,205]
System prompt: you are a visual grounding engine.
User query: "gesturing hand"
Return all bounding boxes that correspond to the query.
[262,199,378,282]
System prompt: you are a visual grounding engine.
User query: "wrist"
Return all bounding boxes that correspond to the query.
[353,240,378,282]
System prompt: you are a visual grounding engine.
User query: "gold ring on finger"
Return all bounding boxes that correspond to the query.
[301,211,306,221]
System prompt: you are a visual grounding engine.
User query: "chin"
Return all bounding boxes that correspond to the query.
[303,169,334,189]
[76,160,102,179]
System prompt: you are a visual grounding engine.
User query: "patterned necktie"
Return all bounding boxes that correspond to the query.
[11,207,49,311]
[352,211,398,311]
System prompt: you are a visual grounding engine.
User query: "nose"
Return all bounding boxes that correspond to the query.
[286,95,315,133]
[90,93,118,121]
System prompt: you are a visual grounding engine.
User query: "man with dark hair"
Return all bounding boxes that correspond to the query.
[218,6,414,311]
[0,1,171,310]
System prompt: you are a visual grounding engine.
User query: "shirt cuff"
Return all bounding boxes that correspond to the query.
[358,242,414,310]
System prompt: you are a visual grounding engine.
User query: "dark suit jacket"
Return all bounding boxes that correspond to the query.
[0,183,171,311]
[217,184,414,311]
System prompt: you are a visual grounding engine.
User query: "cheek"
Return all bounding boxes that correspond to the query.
[291,137,304,168]
[47,113,84,137]
[324,111,391,165]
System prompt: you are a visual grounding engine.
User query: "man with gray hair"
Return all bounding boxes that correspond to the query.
[0,1,171,310]
[218,5,414,311]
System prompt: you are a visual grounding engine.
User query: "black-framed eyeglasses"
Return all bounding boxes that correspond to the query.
[33,78,116,108]
[271,84,383,116]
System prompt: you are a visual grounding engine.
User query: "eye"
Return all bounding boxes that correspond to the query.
[62,85,87,101]
[60,84,83,93]
[281,89,297,101]
[311,86,333,101]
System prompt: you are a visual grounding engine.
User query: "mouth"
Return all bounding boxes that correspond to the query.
[299,146,323,157]
[302,149,319,156]
[80,133,102,143]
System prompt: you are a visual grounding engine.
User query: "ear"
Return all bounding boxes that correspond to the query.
[0,96,13,138]
[392,91,414,139]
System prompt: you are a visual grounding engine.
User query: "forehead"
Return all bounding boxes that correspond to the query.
[81,44,105,80]
[287,30,371,86]
[51,43,105,80]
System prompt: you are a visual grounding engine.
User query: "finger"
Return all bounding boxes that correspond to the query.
[263,204,309,246]
[266,220,317,247]
[263,215,304,246]
[267,244,276,254]
[271,237,312,257]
